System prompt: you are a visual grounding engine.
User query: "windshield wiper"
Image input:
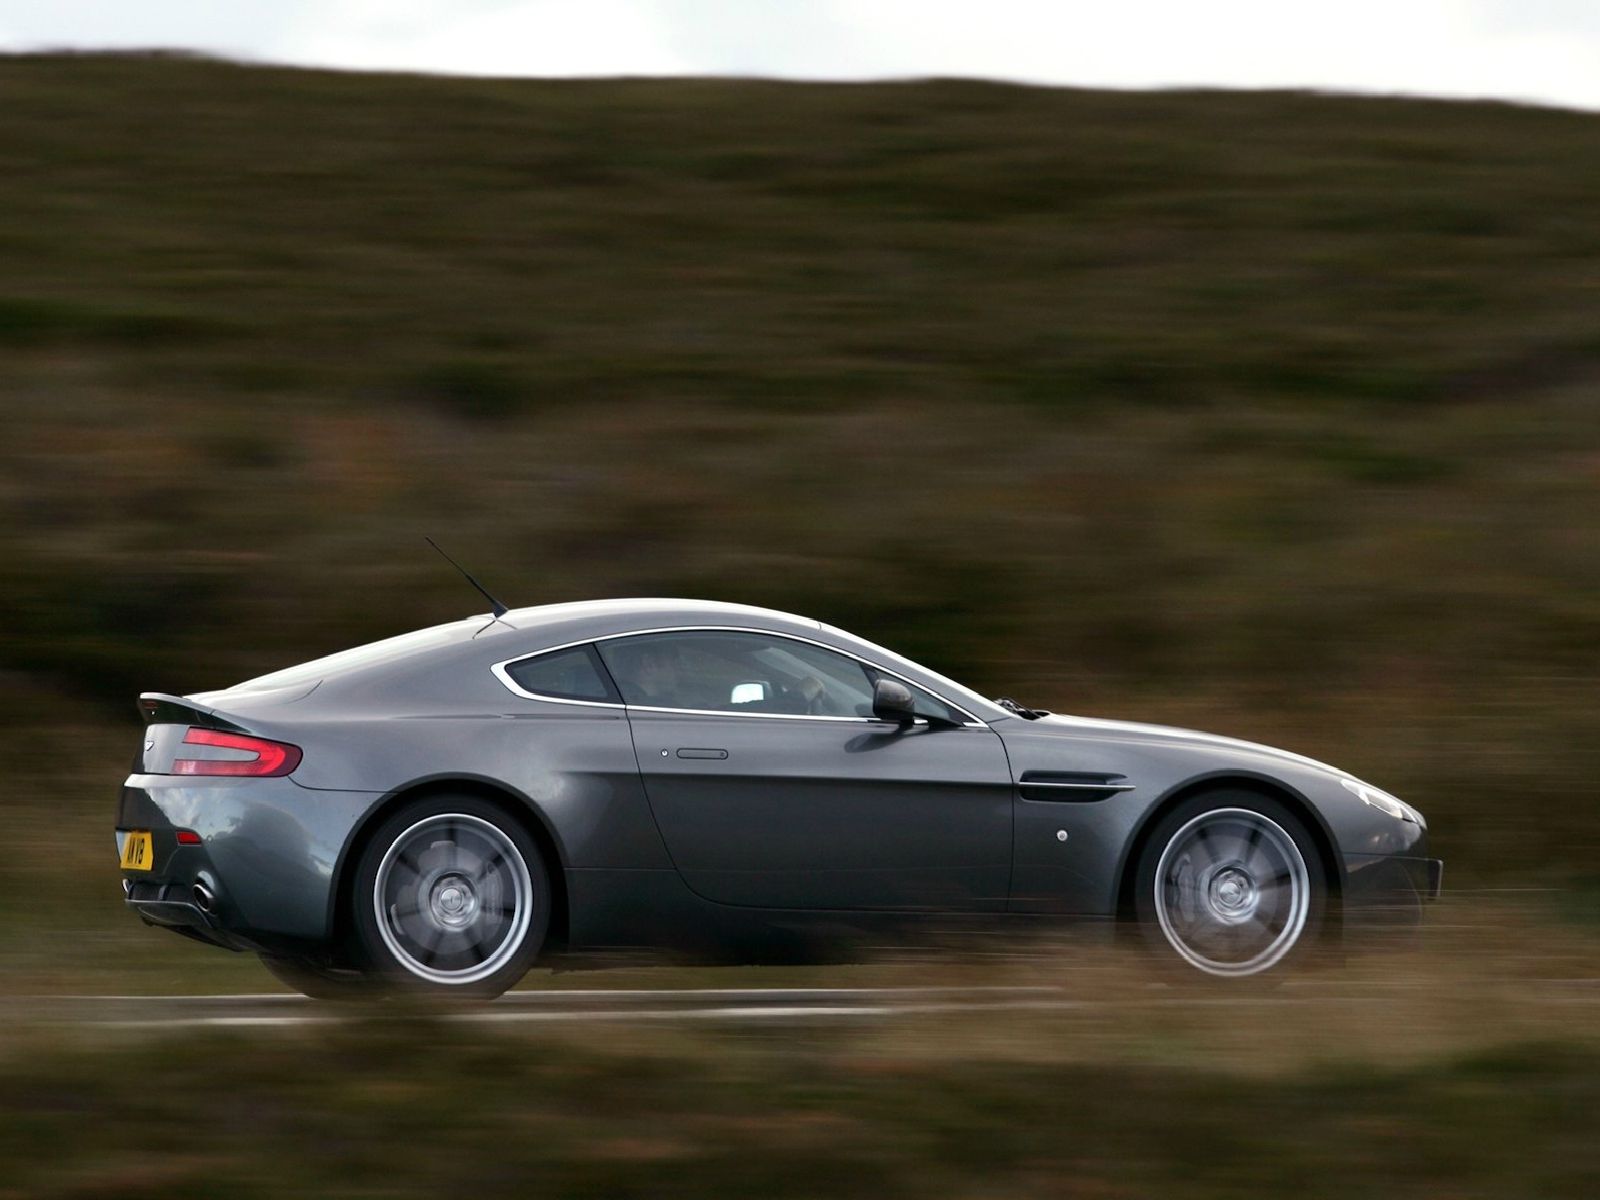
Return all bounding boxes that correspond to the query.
[995,696,1049,720]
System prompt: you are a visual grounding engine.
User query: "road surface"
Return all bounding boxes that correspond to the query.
[24,979,1600,1029]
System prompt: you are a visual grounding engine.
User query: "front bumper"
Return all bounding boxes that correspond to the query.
[1342,853,1444,935]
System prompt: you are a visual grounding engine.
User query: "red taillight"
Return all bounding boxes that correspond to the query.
[172,728,302,778]
[175,829,203,845]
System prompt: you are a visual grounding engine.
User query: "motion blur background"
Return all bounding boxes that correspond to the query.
[2,3,1598,1196]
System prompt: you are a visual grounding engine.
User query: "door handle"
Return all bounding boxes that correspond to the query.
[676,748,729,759]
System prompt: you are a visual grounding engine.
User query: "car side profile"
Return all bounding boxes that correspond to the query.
[116,599,1441,997]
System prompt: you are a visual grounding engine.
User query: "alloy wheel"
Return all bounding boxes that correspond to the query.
[1152,807,1311,977]
[372,813,534,986]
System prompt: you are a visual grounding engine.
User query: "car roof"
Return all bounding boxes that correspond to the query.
[218,597,1008,724]
[222,599,821,697]
[499,598,822,635]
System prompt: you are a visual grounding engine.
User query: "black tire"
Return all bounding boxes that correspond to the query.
[258,954,374,1001]
[350,794,550,999]
[1133,790,1327,980]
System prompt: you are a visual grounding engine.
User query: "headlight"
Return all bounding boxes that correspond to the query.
[1341,777,1423,825]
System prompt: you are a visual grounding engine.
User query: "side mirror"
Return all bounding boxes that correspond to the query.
[871,677,917,724]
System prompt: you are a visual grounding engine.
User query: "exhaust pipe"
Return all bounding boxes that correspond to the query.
[192,882,216,914]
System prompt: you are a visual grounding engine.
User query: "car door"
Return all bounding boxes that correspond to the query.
[597,629,1014,911]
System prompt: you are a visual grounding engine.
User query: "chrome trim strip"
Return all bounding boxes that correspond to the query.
[488,660,624,709]
[1018,781,1136,792]
[490,625,989,727]
[626,703,874,724]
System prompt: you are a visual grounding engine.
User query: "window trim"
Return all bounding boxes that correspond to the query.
[499,641,620,705]
[490,625,989,728]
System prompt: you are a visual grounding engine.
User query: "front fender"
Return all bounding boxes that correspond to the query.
[998,718,1421,915]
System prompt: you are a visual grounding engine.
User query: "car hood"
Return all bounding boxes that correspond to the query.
[1023,713,1352,781]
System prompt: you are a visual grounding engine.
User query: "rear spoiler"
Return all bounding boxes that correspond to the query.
[137,692,249,733]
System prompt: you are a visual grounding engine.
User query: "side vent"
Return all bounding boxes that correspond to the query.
[1017,772,1135,802]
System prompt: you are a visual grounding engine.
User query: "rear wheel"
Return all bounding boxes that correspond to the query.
[1134,791,1326,979]
[351,795,549,999]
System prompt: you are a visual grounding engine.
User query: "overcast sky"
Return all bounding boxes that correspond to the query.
[4,1,1599,111]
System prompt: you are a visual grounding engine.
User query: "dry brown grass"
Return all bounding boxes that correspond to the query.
[0,913,1596,1199]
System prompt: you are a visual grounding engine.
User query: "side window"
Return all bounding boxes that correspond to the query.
[504,645,618,703]
[597,631,876,717]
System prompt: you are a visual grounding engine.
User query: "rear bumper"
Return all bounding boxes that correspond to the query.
[122,879,262,952]
[117,774,383,947]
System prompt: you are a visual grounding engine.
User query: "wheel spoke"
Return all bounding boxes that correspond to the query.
[1206,828,1250,867]
[1238,914,1278,948]
[470,848,507,885]
[414,924,447,964]
[440,825,464,872]
[1192,826,1224,872]
[1237,834,1269,871]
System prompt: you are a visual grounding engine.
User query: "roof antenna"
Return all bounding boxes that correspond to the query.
[425,536,509,618]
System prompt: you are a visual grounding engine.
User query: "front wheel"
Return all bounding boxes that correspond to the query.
[1134,792,1327,979]
[351,795,549,999]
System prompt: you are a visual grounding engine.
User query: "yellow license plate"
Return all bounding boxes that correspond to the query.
[119,830,154,871]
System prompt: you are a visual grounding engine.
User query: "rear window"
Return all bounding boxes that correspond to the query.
[505,645,618,703]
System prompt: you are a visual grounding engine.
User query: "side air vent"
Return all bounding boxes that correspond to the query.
[1017,772,1135,802]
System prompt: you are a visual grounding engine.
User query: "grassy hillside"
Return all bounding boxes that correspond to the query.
[2,54,1599,896]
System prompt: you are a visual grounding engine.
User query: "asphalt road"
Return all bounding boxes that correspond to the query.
[28,980,1600,1029]
[39,986,1068,1029]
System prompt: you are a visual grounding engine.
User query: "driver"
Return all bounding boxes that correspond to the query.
[629,642,684,707]
[770,672,828,714]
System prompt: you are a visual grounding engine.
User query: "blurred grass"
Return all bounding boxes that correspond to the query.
[4,930,1600,1200]
[2,53,1599,981]
[6,889,1600,1194]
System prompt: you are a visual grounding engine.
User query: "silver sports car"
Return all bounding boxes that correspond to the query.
[116,598,1441,997]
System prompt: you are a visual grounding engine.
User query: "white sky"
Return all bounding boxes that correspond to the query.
[3,0,1599,111]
